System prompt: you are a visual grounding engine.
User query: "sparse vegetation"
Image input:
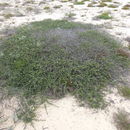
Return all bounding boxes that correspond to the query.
[61,0,71,2]
[44,6,50,10]
[53,5,62,9]
[23,0,34,4]
[114,110,130,130]
[0,3,9,7]
[65,12,76,18]
[16,102,36,123]
[113,2,120,4]
[108,4,118,8]
[122,4,130,10]
[3,13,14,19]
[101,0,112,2]
[69,5,74,8]
[125,37,130,43]
[0,20,129,123]
[119,86,130,99]
[97,2,107,7]
[97,12,112,19]
[74,1,84,5]
[26,7,34,11]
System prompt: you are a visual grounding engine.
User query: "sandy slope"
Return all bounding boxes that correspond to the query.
[1,88,130,130]
[0,0,130,130]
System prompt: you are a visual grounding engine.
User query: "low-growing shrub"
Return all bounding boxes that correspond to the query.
[0,20,129,122]
[97,12,112,19]
[122,4,130,10]
[65,12,76,19]
[3,13,14,19]
[74,1,84,5]
[97,2,107,7]
[108,4,118,8]
[119,86,130,99]
[53,5,62,9]
[44,6,50,10]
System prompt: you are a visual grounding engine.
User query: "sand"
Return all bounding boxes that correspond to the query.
[1,88,130,130]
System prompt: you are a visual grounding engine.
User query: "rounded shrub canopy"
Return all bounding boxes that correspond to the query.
[0,19,129,108]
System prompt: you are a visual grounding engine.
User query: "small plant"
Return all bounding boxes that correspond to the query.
[17,106,36,123]
[97,2,107,7]
[0,3,9,7]
[26,7,33,11]
[61,0,70,2]
[44,6,50,10]
[74,1,84,5]
[113,2,119,4]
[43,6,52,13]
[69,5,74,8]
[3,13,14,19]
[114,110,130,130]
[66,12,76,18]
[53,5,62,9]
[122,4,130,10]
[97,12,112,19]
[101,0,112,2]
[24,0,34,4]
[119,86,130,99]
[108,4,118,8]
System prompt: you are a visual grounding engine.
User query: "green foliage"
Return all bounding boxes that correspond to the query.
[74,1,84,5]
[61,0,71,2]
[65,12,76,18]
[114,110,130,130]
[0,19,129,122]
[98,12,112,19]
[17,107,36,123]
[97,2,107,7]
[119,86,130,99]
[122,4,130,10]
[108,4,118,8]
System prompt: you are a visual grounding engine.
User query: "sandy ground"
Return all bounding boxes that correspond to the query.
[0,0,130,44]
[0,0,130,130]
[1,88,130,130]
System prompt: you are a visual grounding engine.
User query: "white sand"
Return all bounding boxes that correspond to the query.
[1,88,130,130]
[0,0,130,130]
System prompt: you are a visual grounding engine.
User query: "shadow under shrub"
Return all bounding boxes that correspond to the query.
[0,20,129,112]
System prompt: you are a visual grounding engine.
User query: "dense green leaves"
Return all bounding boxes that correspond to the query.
[0,20,129,112]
